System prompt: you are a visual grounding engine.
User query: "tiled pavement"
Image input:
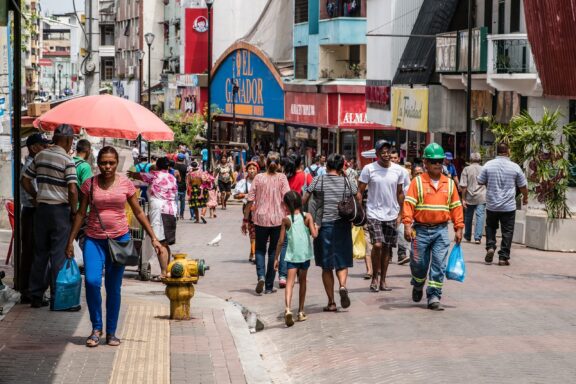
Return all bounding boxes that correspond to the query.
[2,205,576,383]
[179,206,576,384]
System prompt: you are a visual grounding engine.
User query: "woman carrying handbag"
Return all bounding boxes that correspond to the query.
[303,154,359,312]
[66,146,167,348]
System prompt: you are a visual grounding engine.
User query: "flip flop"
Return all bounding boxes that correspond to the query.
[323,303,337,312]
[363,273,372,280]
[369,283,379,292]
[339,288,351,309]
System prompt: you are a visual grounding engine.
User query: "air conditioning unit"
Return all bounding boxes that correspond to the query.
[128,66,135,76]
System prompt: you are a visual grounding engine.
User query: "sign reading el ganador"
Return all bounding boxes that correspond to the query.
[211,43,284,121]
[391,87,429,133]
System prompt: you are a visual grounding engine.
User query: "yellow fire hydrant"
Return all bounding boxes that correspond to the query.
[161,253,209,320]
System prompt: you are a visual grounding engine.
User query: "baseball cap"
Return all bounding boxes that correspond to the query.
[26,133,49,147]
[54,124,75,137]
[445,152,454,160]
[374,140,391,152]
[177,153,186,160]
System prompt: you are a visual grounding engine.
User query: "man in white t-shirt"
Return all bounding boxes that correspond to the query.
[357,140,405,292]
[390,149,412,265]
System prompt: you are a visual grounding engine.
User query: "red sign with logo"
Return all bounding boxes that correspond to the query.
[339,94,382,129]
[184,8,209,74]
[285,92,328,126]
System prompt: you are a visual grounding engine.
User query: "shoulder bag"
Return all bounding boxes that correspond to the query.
[338,175,366,226]
[90,177,139,266]
[308,175,324,225]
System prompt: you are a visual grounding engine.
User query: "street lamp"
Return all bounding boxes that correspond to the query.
[57,63,63,98]
[64,74,69,93]
[145,33,155,111]
[206,0,214,170]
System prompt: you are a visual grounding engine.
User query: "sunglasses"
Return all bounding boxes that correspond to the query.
[427,159,443,165]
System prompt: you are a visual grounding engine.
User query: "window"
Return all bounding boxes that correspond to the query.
[102,58,115,80]
[295,0,309,23]
[295,46,308,79]
[100,24,114,46]
[124,20,131,36]
[349,45,360,65]
[510,0,521,32]
[484,0,493,33]
[497,0,505,34]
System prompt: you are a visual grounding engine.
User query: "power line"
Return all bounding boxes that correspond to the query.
[366,5,421,35]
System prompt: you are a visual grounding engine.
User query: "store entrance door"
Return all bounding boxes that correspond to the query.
[341,131,357,161]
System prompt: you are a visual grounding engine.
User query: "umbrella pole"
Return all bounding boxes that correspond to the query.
[148,142,151,163]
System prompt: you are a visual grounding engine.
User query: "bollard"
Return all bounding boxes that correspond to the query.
[161,253,209,320]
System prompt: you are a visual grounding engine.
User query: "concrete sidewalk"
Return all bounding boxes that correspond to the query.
[0,239,271,384]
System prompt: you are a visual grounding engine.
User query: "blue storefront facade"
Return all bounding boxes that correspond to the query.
[210,42,286,156]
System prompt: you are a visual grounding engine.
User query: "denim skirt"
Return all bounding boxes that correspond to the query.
[313,219,353,271]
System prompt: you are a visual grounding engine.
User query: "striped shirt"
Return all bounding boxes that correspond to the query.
[306,174,358,223]
[247,172,290,227]
[24,145,77,204]
[477,156,527,212]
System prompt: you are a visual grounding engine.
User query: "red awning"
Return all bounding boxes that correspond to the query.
[524,0,576,98]
[38,58,53,66]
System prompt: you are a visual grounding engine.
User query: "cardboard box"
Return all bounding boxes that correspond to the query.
[27,102,50,117]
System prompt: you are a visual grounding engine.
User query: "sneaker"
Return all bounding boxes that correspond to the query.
[284,310,294,327]
[279,278,287,289]
[297,312,307,322]
[475,239,481,244]
[485,248,495,264]
[427,302,444,311]
[412,287,423,303]
[255,279,265,294]
[30,297,49,308]
[398,255,410,265]
[464,237,471,242]
[498,258,510,266]
[264,288,277,294]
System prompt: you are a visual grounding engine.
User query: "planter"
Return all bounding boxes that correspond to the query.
[525,215,576,252]
[512,209,526,244]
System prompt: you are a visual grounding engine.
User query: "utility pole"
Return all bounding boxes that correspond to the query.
[83,0,100,96]
[465,0,473,162]
[9,0,23,291]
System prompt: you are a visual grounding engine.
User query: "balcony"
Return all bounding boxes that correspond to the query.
[487,34,542,96]
[294,17,366,48]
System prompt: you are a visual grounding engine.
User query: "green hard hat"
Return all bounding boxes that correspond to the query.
[422,143,446,159]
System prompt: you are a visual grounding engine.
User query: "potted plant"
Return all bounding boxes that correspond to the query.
[481,108,576,251]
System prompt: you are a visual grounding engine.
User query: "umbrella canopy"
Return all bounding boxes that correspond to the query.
[361,149,376,159]
[33,94,174,141]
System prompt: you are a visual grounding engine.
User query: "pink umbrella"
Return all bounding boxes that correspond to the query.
[33,94,174,141]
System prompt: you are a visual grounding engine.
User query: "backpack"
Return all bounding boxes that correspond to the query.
[307,165,318,178]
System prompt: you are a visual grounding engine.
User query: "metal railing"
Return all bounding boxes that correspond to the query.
[490,34,537,74]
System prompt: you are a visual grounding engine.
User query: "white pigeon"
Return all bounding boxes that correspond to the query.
[207,233,222,246]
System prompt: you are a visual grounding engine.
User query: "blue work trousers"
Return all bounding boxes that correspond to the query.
[177,191,186,218]
[464,203,485,241]
[410,223,450,303]
[83,233,128,334]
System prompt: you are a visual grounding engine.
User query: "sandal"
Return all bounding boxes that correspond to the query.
[339,287,351,309]
[323,303,337,312]
[106,334,121,346]
[150,275,165,282]
[284,310,294,327]
[369,283,379,292]
[86,330,102,348]
[297,312,307,322]
[363,273,372,280]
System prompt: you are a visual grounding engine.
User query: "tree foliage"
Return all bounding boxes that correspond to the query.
[159,112,206,152]
[480,109,576,219]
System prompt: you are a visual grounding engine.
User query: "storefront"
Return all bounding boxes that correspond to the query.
[210,42,285,156]
[391,86,430,163]
[284,91,327,164]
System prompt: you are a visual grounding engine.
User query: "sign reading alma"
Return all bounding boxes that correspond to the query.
[211,47,284,121]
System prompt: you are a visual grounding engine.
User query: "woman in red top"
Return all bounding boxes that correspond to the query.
[284,155,313,195]
[66,147,166,348]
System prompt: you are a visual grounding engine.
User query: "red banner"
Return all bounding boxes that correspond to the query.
[339,94,382,129]
[184,8,209,74]
[284,92,328,126]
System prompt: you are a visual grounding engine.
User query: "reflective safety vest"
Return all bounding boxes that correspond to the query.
[402,173,464,227]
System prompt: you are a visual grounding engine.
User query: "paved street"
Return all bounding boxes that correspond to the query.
[1,204,576,383]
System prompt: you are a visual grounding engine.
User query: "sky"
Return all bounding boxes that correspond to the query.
[40,0,85,15]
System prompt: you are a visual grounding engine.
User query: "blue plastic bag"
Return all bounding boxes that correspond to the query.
[445,244,466,282]
[53,259,82,311]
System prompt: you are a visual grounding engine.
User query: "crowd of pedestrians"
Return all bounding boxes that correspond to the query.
[16,124,530,339]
